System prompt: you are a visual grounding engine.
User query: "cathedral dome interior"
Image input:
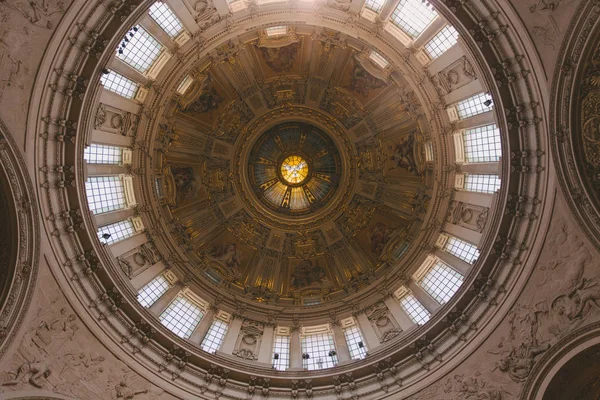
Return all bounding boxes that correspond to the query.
[2,0,600,399]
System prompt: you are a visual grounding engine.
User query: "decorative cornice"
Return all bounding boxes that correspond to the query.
[0,117,40,361]
[26,0,551,398]
[549,1,600,251]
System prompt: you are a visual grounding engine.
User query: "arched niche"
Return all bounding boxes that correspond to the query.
[0,116,40,362]
[542,343,600,400]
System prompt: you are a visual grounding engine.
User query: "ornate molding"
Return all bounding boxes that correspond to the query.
[25,0,551,398]
[0,117,40,362]
[550,1,600,251]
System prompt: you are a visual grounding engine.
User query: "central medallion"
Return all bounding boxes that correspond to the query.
[280,155,309,185]
[247,122,342,216]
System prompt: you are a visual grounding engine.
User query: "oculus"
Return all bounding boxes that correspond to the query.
[248,122,341,215]
[280,155,309,185]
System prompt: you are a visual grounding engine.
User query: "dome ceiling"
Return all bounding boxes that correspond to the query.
[248,122,341,216]
[15,0,558,395]
[158,30,431,305]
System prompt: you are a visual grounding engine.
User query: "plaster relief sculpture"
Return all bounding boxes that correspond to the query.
[233,321,263,360]
[0,278,175,399]
[94,103,139,137]
[326,0,351,12]
[0,52,27,104]
[488,220,600,383]
[115,381,148,399]
[527,0,575,49]
[409,372,513,399]
[188,0,220,30]
[366,303,401,343]
[446,201,490,232]
[2,360,51,388]
[117,257,133,278]
[0,0,69,129]
[430,56,477,96]
[577,39,600,199]
[0,0,65,30]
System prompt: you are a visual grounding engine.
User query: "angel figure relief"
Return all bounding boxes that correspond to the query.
[412,371,514,399]
[488,221,600,384]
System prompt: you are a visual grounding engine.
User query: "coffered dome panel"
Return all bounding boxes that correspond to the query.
[154,31,434,306]
[248,122,341,216]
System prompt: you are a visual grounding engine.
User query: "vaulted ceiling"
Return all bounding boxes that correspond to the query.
[3,0,600,399]
[158,31,431,304]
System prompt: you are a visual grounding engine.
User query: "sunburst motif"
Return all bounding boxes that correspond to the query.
[280,155,309,184]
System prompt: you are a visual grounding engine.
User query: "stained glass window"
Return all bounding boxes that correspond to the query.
[280,155,309,184]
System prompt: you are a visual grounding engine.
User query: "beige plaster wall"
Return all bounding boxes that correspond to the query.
[407,189,600,399]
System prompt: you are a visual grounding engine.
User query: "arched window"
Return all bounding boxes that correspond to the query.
[117,26,163,74]
[84,144,125,164]
[344,325,367,360]
[463,124,502,163]
[443,236,480,264]
[364,0,385,13]
[301,326,338,370]
[454,93,494,120]
[97,219,136,245]
[272,333,291,370]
